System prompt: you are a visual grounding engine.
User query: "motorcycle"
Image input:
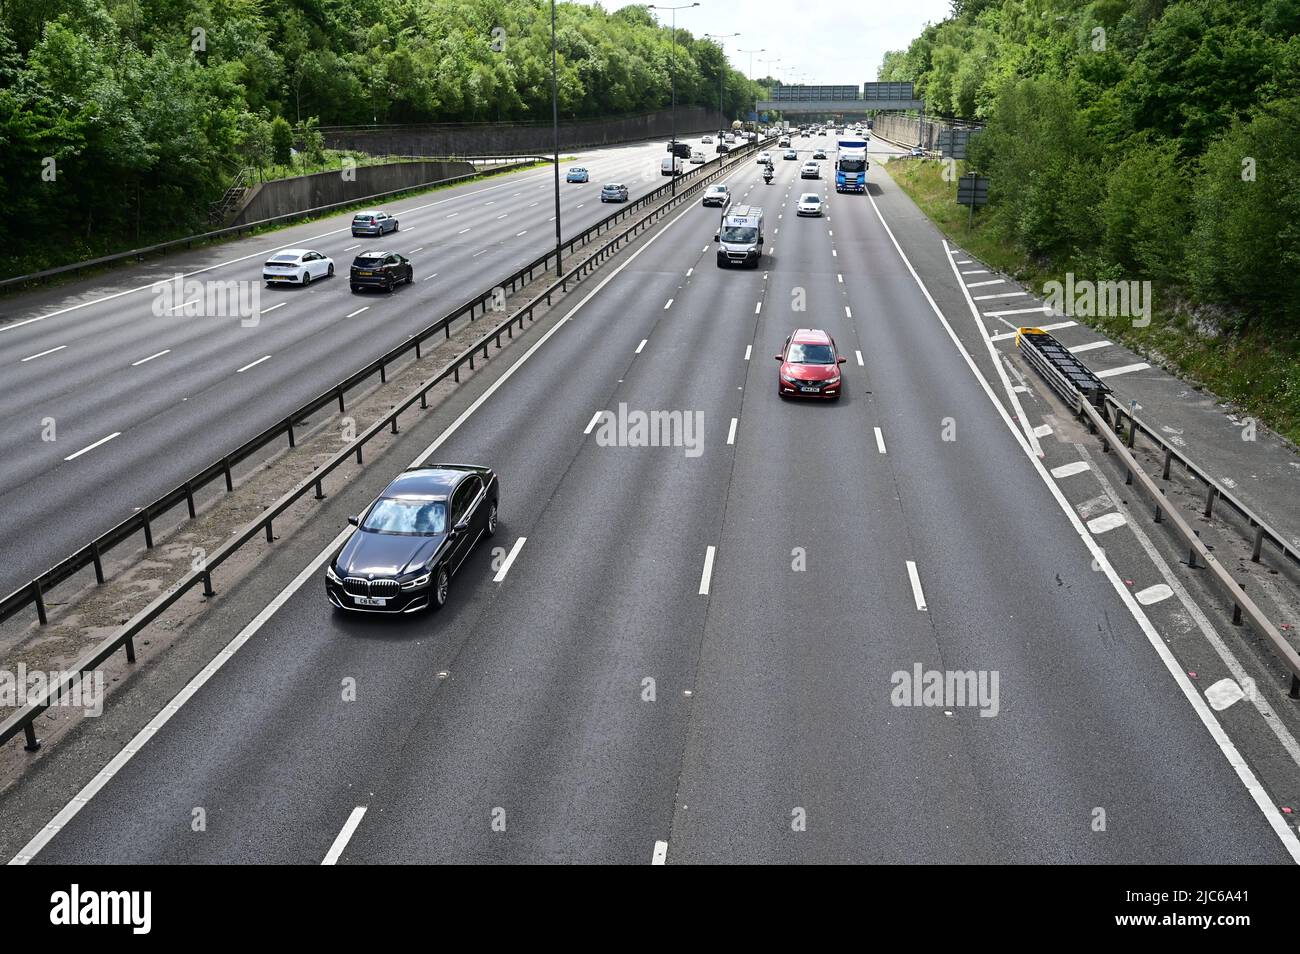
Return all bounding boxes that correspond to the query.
[763,169,774,184]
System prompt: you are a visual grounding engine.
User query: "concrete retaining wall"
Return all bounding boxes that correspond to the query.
[321,107,725,157]
[233,160,475,225]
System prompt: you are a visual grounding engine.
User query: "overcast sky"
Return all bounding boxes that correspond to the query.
[590,0,954,83]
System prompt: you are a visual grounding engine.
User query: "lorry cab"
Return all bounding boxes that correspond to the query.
[714,205,765,268]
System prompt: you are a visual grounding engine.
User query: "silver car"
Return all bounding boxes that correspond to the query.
[351,211,398,237]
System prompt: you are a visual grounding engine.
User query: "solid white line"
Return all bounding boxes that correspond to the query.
[322,806,367,865]
[20,345,66,362]
[664,299,673,310]
[236,355,272,373]
[493,537,527,583]
[973,291,1027,300]
[131,350,170,367]
[636,339,647,354]
[699,546,716,596]
[855,350,864,366]
[1096,362,1150,379]
[1068,340,1112,354]
[1050,461,1090,479]
[874,427,886,454]
[345,307,369,318]
[905,561,928,611]
[726,418,738,445]
[63,432,121,461]
[744,345,752,361]
[260,302,287,314]
[11,176,711,867]
[933,236,1044,457]
[652,840,668,865]
[584,411,604,434]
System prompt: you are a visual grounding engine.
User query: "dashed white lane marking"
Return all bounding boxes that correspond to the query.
[322,807,366,865]
[516,230,528,237]
[844,306,852,318]
[493,536,527,583]
[345,307,369,318]
[1206,678,1246,711]
[1086,512,1127,534]
[411,247,424,253]
[1032,424,1053,438]
[984,306,1053,317]
[235,355,272,373]
[664,298,673,309]
[837,274,843,283]
[496,213,507,219]
[1135,583,1174,605]
[584,411,603,434]
[652,840,668,865]
[457,228,470,235]
[1068,340,1112,353]
[961,269,989,274]
[754,302,761,314]
[744,345,752,361]
[446,212,459,218]
[344,244,360,251]
[989,322,1076,342]
[20,345,66,362]
[873,427,886,454]
[472,250,487,257]
[699,546,717,596]
[64,432,122,461]
[131,349,170,367]
[686,267,693,277]
[1096,362,1151,379]
[956,259,974,264]
[260,302,287,315]
[966,279,1005,287]
[830,249,836,257]
[905,561,928,611]
[973,291,1027,300]
[855,350,864,366]
[167,299,199,313]
[726,418,738,445]
[1050,461,1090,479]
[636,339,647,354]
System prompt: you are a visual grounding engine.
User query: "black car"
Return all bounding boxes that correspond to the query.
[326,464,499,614]
[716,142,730,154]
[350,250,413,292]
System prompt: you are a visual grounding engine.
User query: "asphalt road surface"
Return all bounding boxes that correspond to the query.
[13,130,1296,864]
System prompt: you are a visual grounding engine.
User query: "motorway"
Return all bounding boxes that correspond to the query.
[0,133,720,598]
[11,130,1297,864]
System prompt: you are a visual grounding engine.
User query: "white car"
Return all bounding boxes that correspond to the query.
[796,193,823,216]
[690,150,706,164]
[801,161,820,179]
[757,151,772,164]
[702,136,713,144]
[263,249,335,286]
[702,184,731,208]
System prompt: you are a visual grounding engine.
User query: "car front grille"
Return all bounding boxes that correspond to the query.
[343,577,400,597]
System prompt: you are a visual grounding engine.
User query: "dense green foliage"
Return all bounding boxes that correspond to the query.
[880,0,1300,326]
[0,0,766,277]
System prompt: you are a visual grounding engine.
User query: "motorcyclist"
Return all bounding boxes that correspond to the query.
[762,159,774,184]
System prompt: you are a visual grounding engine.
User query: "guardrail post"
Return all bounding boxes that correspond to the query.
[1251,525,1264,563]
[338,389,346,413]
[379,362,387,384]
[390,415,399,435]
[203,570,215,597]
[314,478,325,500]
[415,338,422,360]
[124,636,136,664]
[223,458,234,492]
[1203,486,1217,519]
[142,511,154,549]
[1162,449,1172,480]
[23,723,40,752]
[265,520,274,543]
[1127,401,1138,448]
[287,419,296,449]
[91,542,105,584]
[1187,531,1199,569]
[185,482,197,519]
[1232,586,1244,626]
[31,579,48,625]
[1291,675,1300,700]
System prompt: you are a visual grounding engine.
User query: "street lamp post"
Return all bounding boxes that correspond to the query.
[649,3,699,197]
[706,32,740,130]
[551,0,562,279]
[737,47,764,124]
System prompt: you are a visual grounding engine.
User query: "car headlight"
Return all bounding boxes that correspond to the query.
[326,564,341,583]
[401,572,431,590]
[781,372,800,385]
[824,375,841,386]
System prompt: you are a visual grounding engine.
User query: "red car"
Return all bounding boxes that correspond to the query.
[775,328,846,399]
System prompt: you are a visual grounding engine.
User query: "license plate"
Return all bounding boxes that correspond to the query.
[357,271,373,276]
[799,385,819,393]
[353,595,387,607]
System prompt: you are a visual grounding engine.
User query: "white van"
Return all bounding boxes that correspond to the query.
[714,205,764,268]
[661,155,683,176]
